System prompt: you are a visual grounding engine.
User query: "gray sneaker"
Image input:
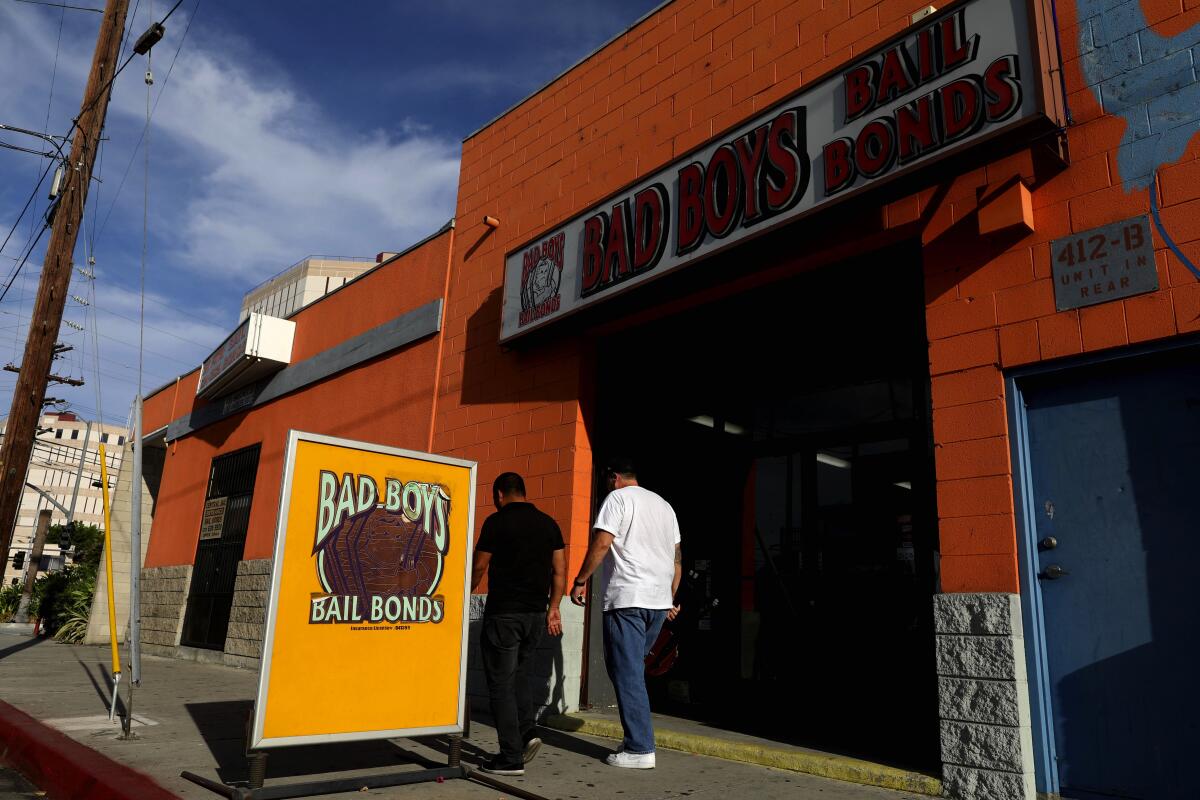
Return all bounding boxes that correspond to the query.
[522,735,543,763]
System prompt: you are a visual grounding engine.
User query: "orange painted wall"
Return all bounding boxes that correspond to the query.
[142,231,452,568]
[434,0,1200,595]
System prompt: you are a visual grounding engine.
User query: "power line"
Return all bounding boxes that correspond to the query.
[11,0,103,12]
[95,0,199,248]
[93,304,217,350]
[0,307,206,367]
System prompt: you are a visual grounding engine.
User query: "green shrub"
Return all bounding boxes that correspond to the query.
[0,583,22,622]
[31,563,96,639]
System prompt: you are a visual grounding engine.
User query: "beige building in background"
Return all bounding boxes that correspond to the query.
[1,411,126,585]
[238,255,383,321]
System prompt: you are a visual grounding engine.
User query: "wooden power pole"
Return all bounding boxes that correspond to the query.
[14,509,52,623]
[0,0,131,573]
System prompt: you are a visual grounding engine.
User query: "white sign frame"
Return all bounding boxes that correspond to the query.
[250,430,477,749]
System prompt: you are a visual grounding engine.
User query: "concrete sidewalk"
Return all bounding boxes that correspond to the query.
[0,632,930,799]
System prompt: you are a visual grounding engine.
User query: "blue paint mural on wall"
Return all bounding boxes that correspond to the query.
[1077,0,1200,191]
[1076,0,1200,278]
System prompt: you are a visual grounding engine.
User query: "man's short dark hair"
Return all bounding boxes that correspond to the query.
[493,472,526,498]
[605,456,637,479]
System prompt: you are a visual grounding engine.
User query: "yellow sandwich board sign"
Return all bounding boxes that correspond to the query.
[251,431,476,748]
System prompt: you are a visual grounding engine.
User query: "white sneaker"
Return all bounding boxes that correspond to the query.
[605,750,655,769]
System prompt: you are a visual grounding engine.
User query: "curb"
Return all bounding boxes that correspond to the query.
[0,699,180,800]
[543,713,943,796]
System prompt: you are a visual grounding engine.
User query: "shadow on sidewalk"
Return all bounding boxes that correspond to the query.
[76,658,126,719]
[0,635,44,662]
[185,701,433,784]
[419,712,615,765]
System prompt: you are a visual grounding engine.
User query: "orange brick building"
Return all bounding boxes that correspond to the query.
[137,1,1200,797]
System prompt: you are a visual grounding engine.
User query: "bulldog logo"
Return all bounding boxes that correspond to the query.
[518,231,565,327]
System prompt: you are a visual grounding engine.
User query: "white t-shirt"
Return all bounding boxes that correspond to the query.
[593,485,681,611]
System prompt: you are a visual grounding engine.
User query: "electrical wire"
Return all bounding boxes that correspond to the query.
[1150,170,1200,282]
[0,140,57,158]
[138,38,150,409]
[11,0,102,12]
[0,221,52,305]
[95,0,199,248]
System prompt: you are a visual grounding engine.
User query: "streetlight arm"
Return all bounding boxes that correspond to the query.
[23,483,70,518]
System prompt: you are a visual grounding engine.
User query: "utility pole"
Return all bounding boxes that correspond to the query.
[14,509,52,624]
[0,0,131,573]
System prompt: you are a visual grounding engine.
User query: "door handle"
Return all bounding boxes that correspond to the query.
[1039,564,1069,580]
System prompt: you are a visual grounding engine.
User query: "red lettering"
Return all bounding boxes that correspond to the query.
[939,12,978,71]
[734,125,769,224]
[855,119,896,178]
[580,213,607,295]
[704,144,741,239]
[823,138,856,195]
[916,27,937,83]
[632,184,668,272]
[896,94,939,163]
[764,108,807,213]
[876,48,914,104]
[602,199,633,284]
[676,162,706,255]
[939,77,983,142]
[844,64,877,122]
[983,55,1021,122]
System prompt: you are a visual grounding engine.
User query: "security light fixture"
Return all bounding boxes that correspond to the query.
[133,22,165,55]
[482,215,501,229]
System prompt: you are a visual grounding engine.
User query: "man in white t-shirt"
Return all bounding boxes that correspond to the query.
[570,457,681,769]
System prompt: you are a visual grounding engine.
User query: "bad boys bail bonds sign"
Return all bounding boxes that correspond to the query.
[310,470,451,625]
[501,0,1053,341]
[252,432,476,749]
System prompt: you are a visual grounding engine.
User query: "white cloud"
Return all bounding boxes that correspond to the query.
[102,16,461,279]
[0,3,462,423]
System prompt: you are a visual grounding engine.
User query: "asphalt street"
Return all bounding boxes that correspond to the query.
[0,767,41,799]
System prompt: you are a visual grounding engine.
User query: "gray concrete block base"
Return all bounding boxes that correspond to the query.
[934,592,1035,800]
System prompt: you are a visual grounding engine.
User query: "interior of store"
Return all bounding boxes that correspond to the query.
[589,245,941,770]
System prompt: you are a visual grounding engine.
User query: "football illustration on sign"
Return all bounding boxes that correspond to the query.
[309,471,451,625]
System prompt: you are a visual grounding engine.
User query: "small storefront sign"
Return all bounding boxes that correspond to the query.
[501,0,1060,341]
[250,431,476,748]
[198,496,227,540]
[197,313,295,399]
[1051,215,1157,311]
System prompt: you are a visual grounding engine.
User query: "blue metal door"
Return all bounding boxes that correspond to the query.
[1023,350,1200,799]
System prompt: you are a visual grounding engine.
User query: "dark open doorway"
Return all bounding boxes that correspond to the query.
[587,244,940,771]
[181,444,261,650]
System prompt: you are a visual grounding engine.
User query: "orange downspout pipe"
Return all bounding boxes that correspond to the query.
[427,222,457,453]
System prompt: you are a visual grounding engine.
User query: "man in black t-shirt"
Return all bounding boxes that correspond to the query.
[471,472,566,776]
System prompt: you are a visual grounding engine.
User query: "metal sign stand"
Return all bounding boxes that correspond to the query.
[181,703,550,800]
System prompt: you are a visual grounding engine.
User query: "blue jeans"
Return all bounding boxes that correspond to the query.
[602,607,667,755]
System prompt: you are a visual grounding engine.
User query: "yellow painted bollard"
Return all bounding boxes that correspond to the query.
[99,444,122,721]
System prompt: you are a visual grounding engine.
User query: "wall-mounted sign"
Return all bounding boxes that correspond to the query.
[197,313,296,399]
[251,431,476,749]
[1051,215,1157,311]
[198,496,227,540]
[501,0,1060,341]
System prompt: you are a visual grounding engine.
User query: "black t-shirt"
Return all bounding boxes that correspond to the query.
[476,502,565,615]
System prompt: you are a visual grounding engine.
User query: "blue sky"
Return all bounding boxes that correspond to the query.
[0,0,663,427]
